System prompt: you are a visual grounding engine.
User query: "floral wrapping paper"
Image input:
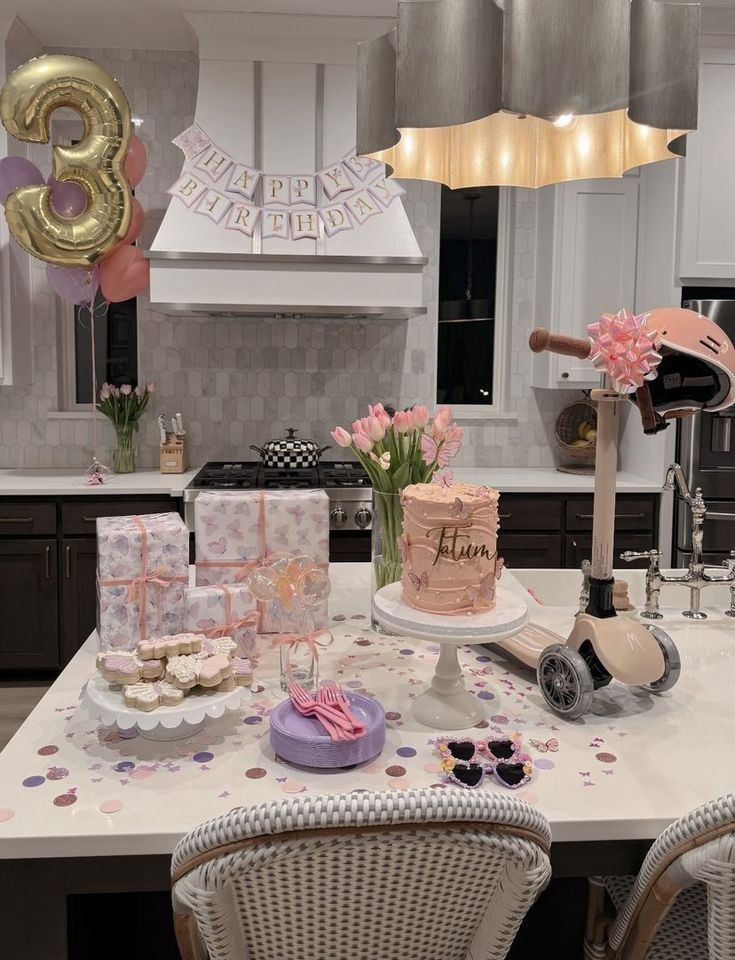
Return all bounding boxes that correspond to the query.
[184,584,260,659]
[96,512,189,651]
[194,490,330,632]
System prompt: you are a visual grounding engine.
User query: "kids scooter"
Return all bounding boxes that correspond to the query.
[495,307,735,719]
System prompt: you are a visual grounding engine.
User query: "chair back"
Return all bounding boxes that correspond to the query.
[172,789,551,960]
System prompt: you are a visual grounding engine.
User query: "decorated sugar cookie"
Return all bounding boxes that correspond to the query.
[96,651,163,685]
[137,633,204,661]
[197,636,238,660]
[123,680,185,712]
[166,652,234,690]
[232,656,253,687]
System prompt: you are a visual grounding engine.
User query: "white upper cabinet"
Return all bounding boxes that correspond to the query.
[532,177,640,388]
[679,49,735,281]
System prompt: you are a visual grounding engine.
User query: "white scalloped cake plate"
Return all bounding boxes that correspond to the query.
[372,582,529,643]
[81,672,251,732]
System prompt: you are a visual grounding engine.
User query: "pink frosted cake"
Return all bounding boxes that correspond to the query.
[399,482,501,615]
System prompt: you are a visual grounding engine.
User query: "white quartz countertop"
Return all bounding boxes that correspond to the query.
[0,466,661,496]
[450,467,662,493]
[0,564,732,859]
[0,468,199,497]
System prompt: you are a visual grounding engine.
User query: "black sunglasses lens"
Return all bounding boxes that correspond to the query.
[453,762,484,787]
[447,741,476,762]
[487,739,515,760]
[495,762,527,787]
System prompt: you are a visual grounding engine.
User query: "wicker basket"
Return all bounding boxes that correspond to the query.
[554,399,597,472]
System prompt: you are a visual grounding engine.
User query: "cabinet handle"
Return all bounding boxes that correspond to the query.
[499,513,512,520]
[65,545,71,579]
[706,512,735,522]
[575,513,645,521]
[45,545,50,579]
[0,516,34,523]
[82,516,98,523]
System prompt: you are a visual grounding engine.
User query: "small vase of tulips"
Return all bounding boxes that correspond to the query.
[97,382,154,474]
[331,403,463,610]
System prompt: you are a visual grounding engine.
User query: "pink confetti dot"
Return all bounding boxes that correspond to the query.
[360,763,384,775]
[595,752,618,764]
[281,781,307,794]
[129,768,154,781]
[388,777,410,789]
[0,809,15,822]
[517,790,538,805]
[37,745,59,756]
[53,793,77,807]
[423,762,442,775]
[99,800,123,814]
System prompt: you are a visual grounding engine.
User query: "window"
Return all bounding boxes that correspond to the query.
[73,295,138,404]
[436,186,511,417]
[52,116,139,410]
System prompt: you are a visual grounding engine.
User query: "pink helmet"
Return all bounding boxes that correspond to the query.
[636,307,735,421]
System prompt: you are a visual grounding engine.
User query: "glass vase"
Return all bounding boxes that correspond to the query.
[371,489,404,630]
[112,423,136,474]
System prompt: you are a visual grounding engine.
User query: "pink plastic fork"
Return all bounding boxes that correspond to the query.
[288,683,355,741]
[318,682,366,736]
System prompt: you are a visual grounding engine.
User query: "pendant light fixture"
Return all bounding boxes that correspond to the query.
[356,0,701,189]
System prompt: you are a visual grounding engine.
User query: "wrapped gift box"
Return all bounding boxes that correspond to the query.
[194,489,329,631]
[97,512,189,650]
[184,583,260,659]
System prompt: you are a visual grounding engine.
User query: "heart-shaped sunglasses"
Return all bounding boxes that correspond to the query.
[437,737,533,790]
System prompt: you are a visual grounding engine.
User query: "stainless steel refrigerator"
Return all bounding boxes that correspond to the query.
[675,295,735,565]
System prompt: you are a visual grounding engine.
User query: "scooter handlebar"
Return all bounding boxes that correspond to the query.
[529,327,591,360]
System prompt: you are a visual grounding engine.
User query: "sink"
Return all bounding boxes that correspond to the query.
[511,567,734,620]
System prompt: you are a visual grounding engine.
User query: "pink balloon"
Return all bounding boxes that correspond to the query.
[48,176,87,218]
[46,263,99,305]
[122,198,144,244]
[124,134,147,188]
[99,245,149,303]
[0,156,44,203]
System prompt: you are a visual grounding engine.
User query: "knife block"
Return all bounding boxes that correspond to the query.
[160,433,187,473]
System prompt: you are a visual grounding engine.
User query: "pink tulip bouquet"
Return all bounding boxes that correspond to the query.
[96,382,154,474]
[331,403,463,590]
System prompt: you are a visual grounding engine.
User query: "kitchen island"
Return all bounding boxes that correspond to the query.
[0,563,733,958]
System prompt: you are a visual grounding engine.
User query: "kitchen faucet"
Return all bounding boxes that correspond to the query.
[621,463,735,619]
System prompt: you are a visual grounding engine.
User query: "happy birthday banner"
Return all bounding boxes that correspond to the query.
[168,123,405,240]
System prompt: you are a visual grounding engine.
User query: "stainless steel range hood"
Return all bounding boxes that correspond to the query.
[148,13,426,320]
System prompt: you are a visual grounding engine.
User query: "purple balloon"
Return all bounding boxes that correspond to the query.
[46,263,100,306]
[0,156,44,204]
[48,176,87,218]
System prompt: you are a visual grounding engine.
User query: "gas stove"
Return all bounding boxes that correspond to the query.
[185,460,374,533]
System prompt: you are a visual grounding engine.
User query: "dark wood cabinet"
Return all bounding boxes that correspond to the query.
[0,495,184,674]
[60,538,99,665]
[0,539,59,669]
[564,533,656,570]
[498,493,659,570]
[497,534,563,569]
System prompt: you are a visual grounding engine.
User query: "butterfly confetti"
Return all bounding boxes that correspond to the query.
[530,738,559,753]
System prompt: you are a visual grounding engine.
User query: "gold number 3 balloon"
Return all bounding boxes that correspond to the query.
[0,54,132,266]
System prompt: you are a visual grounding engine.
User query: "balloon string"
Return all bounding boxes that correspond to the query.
[84,292,109,485]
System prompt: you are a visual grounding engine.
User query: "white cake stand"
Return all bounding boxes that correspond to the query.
[373,583,529,729]
[81,673,252,741]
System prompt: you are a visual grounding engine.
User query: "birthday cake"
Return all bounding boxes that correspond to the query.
[399,482,501,615]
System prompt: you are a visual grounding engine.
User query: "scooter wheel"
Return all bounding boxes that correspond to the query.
[641,625,681,693]
[537,643,594,720]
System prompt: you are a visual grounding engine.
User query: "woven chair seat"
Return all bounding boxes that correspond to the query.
[605,876,708,960]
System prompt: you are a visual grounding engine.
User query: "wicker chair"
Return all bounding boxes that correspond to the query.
[171,789,551,960]
[584,794,735,960]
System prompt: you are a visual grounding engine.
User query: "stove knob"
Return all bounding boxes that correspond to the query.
[330,505,347,528]
[355,506,372,529]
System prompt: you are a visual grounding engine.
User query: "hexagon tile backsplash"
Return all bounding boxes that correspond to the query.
[0,46,572,471]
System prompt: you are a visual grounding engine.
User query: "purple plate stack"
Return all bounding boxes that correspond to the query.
[269,692,386,768]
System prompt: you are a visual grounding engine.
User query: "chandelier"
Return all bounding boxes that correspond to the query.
[356,0,701,189]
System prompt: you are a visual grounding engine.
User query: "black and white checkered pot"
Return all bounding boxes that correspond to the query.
[250,428,330,469]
